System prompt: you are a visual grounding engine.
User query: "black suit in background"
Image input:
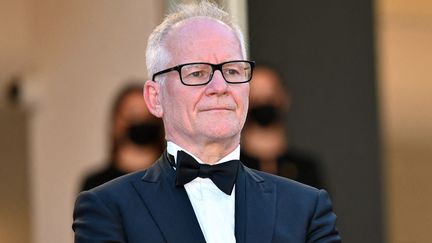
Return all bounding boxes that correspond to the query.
[80,163,125,191]
[241,146,324,189]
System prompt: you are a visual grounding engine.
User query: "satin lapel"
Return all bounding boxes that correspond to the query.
[235,164,276,243]
[132,153,206,243]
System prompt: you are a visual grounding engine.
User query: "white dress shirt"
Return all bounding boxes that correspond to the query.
[167,141,238,243]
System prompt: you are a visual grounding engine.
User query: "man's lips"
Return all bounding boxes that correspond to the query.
[199,106,235,112]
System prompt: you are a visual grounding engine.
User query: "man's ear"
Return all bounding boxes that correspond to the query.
[143,80,163,118]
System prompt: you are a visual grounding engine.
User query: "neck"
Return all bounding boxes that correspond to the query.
[195,142,238,164]
[242,123,288,160]
[169,138,239,165]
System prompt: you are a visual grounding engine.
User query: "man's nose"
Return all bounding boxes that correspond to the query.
[205,70,228,95]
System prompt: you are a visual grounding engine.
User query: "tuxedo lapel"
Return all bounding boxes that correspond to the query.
[132,153,206,243]
[235,164,276,243]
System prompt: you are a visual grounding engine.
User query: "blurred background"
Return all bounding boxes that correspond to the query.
[0,0,431,243]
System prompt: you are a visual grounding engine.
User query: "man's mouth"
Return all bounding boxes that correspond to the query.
[199,106,235,112]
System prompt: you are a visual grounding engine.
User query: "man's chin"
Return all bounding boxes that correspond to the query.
[200,127,240,141]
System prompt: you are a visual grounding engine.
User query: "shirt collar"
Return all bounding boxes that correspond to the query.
[167,141,240,165]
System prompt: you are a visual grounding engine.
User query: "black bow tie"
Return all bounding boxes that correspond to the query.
[174,150,239,195]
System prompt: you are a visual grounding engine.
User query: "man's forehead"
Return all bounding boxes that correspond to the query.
[167,17,235,42]
[163,18,241,62]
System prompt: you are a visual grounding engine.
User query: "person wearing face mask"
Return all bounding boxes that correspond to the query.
[241,64,324,189]
[80,83,165,191]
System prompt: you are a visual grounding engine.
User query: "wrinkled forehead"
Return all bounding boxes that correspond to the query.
[164,17,243,59]
[170,16,233,37]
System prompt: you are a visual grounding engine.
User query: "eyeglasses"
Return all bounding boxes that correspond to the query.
[152,60,255,86]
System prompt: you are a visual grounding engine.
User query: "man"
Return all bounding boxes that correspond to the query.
[73,2,341,243]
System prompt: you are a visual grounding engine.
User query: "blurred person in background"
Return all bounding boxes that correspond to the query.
[80,83,164,191]
[241,64,324,189]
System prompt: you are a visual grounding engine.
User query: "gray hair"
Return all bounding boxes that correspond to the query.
[145,1,247,83]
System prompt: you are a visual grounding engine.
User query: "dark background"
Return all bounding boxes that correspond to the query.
[248,1,384,242]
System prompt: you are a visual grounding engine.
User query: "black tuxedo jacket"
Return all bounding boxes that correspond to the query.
[73,152,341,242]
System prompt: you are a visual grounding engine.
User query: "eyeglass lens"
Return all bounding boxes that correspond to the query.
[181,61,252,85]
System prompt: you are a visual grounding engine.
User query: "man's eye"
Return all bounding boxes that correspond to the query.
[190,71,204,77]
[225,69,240,75]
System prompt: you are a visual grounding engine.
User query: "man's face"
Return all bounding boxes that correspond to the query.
[158,18,249,149]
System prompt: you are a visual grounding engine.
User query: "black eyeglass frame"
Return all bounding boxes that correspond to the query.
[151,60,255,86]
